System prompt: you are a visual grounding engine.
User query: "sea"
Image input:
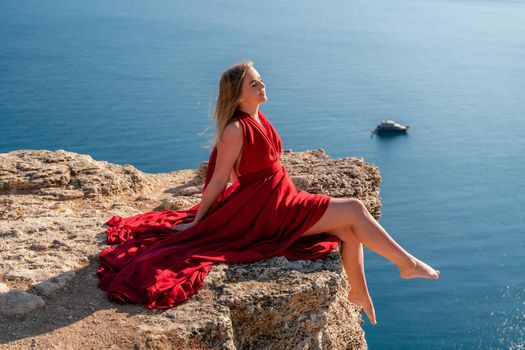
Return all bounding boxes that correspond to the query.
[1,0,524,348]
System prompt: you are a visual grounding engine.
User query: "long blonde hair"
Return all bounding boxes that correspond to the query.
[202,60,253,151]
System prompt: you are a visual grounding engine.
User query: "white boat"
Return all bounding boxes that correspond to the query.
[372,120,410,135]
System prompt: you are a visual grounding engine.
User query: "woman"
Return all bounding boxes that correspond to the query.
[97,60,440,326]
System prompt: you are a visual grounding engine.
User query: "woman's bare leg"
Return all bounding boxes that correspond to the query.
[332,225,377,325]
[302,198,440,279]
[347,200,440,279]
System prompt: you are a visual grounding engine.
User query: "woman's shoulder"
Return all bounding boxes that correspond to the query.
[226,118,242,130]
[221,119,243,145]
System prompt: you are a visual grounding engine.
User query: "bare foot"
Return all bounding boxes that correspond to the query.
[399,257,440,279]
[348,291,377,325]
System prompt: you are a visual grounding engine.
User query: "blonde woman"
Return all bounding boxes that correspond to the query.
[97,60,440,325]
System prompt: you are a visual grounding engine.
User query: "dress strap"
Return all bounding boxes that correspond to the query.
[238,161,283,186]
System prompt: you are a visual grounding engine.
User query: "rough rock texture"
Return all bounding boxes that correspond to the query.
[0,149,382,349]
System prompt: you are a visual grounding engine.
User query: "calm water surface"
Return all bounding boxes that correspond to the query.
[1,0,524,348]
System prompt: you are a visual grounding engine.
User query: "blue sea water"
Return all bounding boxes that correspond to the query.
[1,0,524,348]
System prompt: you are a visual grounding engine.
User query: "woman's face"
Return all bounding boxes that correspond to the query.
[240,67,267,106]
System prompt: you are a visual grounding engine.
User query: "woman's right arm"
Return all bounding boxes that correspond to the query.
[194,121,243,223]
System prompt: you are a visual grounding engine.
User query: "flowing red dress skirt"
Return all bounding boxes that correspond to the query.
[96,109,340,309]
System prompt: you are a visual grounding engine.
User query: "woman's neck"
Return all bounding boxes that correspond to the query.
[239,105,259,117]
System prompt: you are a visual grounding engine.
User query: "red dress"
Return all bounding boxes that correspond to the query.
[96,109,340,309]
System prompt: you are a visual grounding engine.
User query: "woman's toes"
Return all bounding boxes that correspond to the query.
[348,292,378,325]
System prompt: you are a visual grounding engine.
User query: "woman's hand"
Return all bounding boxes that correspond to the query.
[170,219,199,233]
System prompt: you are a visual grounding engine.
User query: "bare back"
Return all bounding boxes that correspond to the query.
[214,119,243,185]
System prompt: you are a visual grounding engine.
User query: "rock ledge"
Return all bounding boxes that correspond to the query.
[0,149,382,349]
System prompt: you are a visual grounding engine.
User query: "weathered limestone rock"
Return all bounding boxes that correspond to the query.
[0,283,46,317]
[0,149,381,349]
[0,149,150,198]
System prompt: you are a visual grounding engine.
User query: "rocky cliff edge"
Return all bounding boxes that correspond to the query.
[0,149,381,350]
